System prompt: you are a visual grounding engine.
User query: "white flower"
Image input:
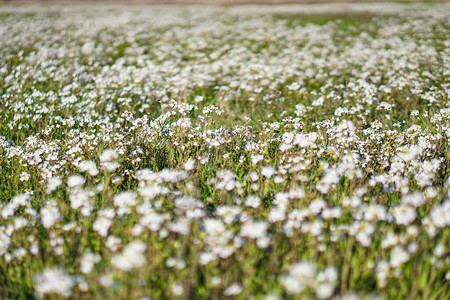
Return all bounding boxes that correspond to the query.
[99,273,114,288]
[316,283,335,299]
[67,175,85,188]
[240,221,268,239]
[429,200,450,228]
[34,267,75,297]
[211,276,222,287]
[93,209,115,237]
[281,275,305,294]
[102,162,120,172]
[402,192,425,207]
[392,205,417,226]
[245,173,257,184]
[274,176,284,184]
[167,219,190,235]
[376,260,390,287]
[46,177,62,194]
[309,199,326,215]
[203,219,226,236]
[173,118,191,128]
[317,169,340,194]
[100,149,118,162]
[106,236,122,251]
[289,261,316,281]
[312,95,324,106]
[434,244,445,257]
[184,159,196,171]
[2,194,31,218]
[281,261,316,294]
[198,155,209,165]
[114,191,137,216]
[268,207,286,223]
[0,232,11,255]
[136,169,156,181]
[112,240,146,272]
[224,283,243,296]
[19,172,30,182]
[40,201,60,229]
[364,204,386,221]
[79,160,99,176]
[80,252,101,274]
[390,246,410,268]
[30,241,39,255]
[251,154,264,164]
[70,192,91,216]
[172,283,184,296]
[261,166,276,178]
[175,196,202,210]
[199,252,217,265]
[158,169,189,183]
[245,195,261,208]
[424,187,438,199]
[381,232,398,249]
[62,222,77,231]
[93,217,112,237]
[407,242,419,254]
[293,133,318,148]
[216,206,241,224]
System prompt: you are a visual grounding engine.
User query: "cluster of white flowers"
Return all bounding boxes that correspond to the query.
[34,267,75,297]
[112,240,147,272]
[281,261,338,298]
[0,2,448,299]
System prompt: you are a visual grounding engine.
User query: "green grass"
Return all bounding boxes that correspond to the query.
[0,3,449,299]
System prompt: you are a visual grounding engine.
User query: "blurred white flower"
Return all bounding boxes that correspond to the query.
[80,252,101,274]
[240,221,268,239]
[79,160,99,176]
[390,246,410,268]
[280,261,316,294]
[261,166,276,178]
[34,267,75,297]
[224,283,243,296]
[67,175,85,188]
[112,240,146,272]
[100,149,119,163]
[19,172,30,182]
[402,192,425,207]
[40,201,60,229]
[245,195,261,208]
[184,159,196,171]
[171,283,184,296]
[46,177,62,194]
[392,205,416,226]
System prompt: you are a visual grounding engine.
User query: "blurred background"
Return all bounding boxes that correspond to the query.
[0,0,441,4]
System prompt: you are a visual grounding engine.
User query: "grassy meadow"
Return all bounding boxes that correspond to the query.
[0,3,449,299]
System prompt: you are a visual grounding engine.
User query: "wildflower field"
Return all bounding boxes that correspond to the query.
[0,3,449,299]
